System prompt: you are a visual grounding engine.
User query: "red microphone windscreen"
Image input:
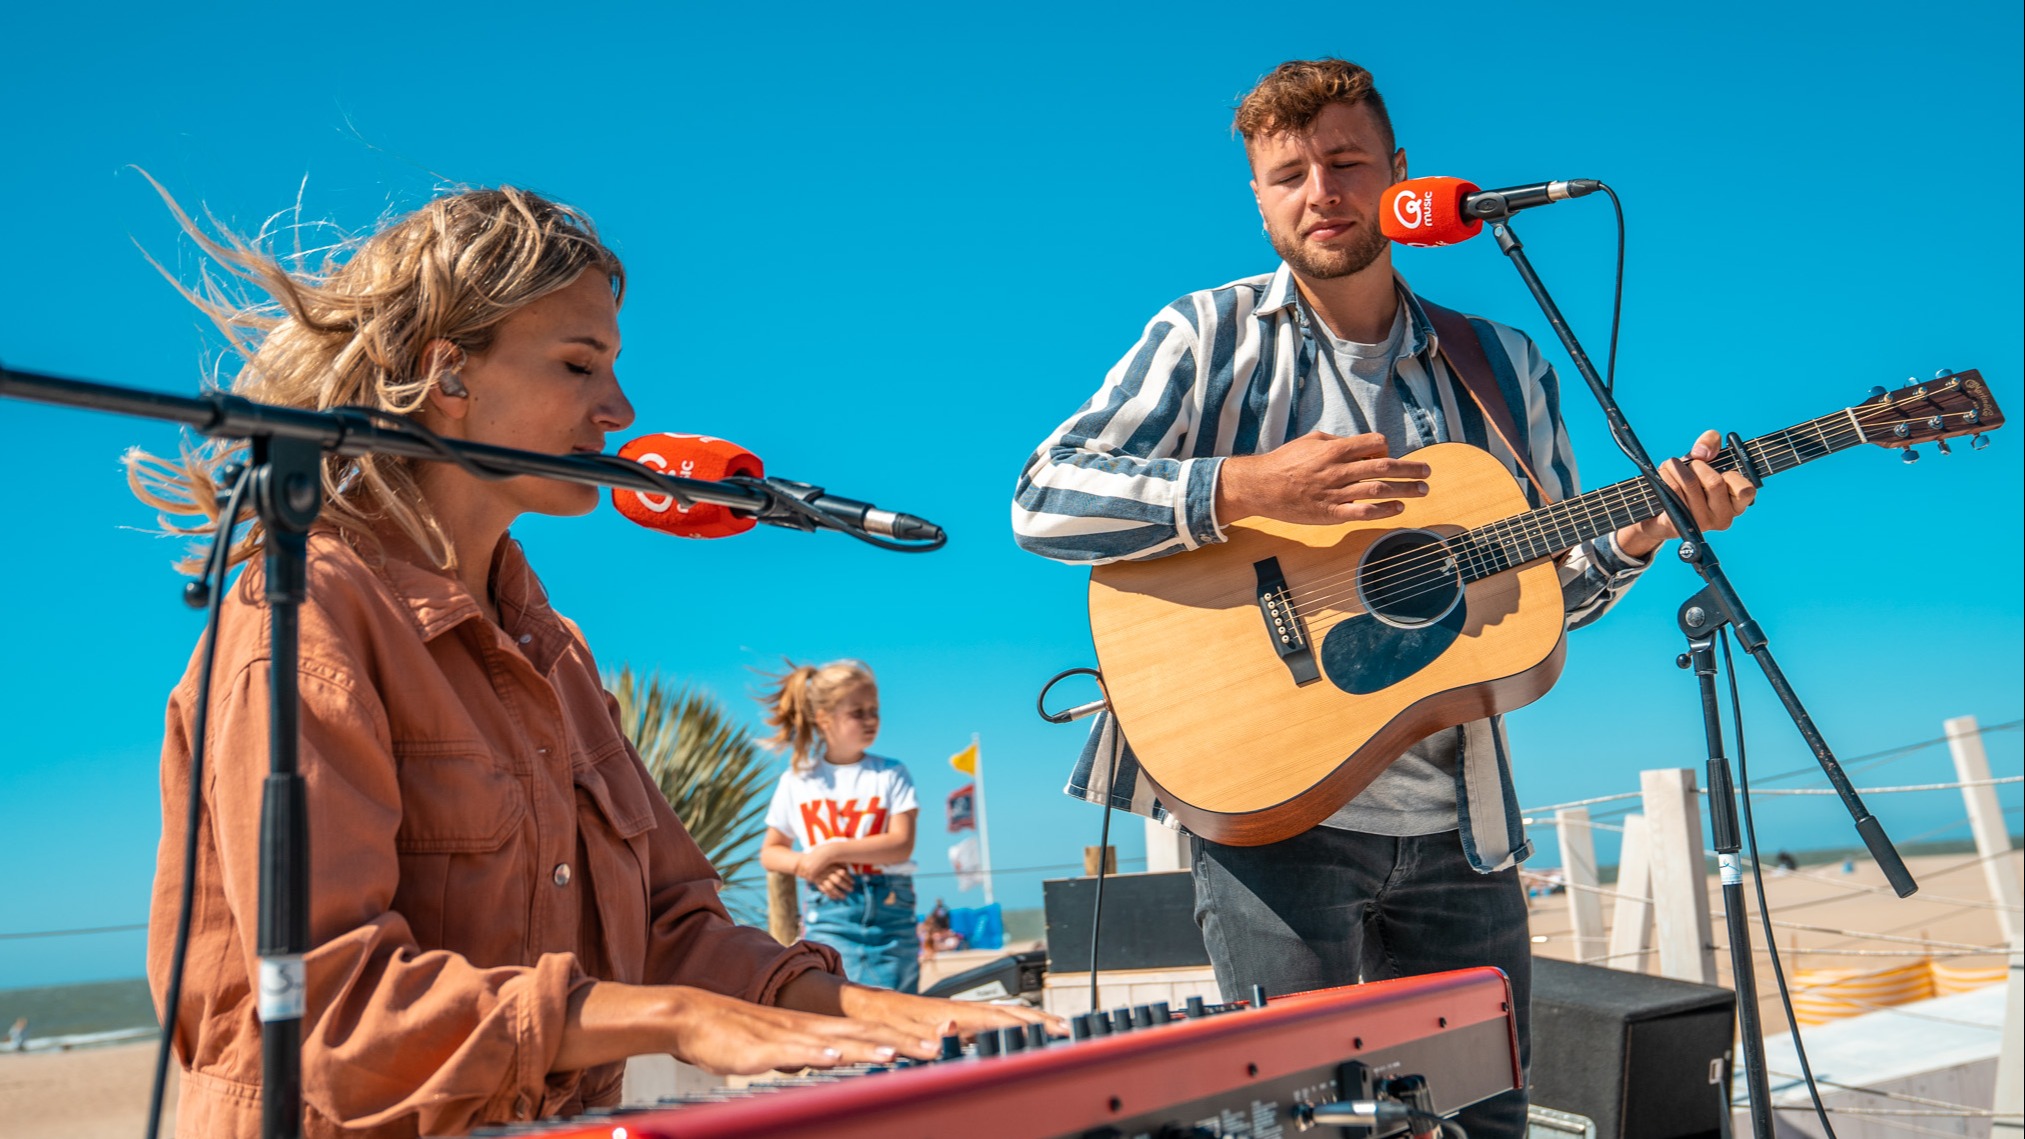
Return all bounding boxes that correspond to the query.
[612,433,765,539]
[1380,177,1484,247]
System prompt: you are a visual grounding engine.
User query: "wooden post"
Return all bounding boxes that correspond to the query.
[1083,845,1117,876]
[1607,813,1654,972]
[1557,807,1606,964]
[766,870,799,946]
[1642,768,1717,984]
[1145,817,1190,874]
[1946,715,2022,945]
[1994,935,2022,1135]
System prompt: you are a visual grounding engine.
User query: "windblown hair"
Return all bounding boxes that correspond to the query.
[758,659,877,774]
[1233,58,1395,155]
[125,175,625,572]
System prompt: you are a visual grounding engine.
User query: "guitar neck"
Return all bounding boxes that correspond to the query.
[1453,407,1868,581]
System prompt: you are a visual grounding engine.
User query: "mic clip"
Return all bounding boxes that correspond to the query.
[741,477,831,533]
[1463,179,1602,222]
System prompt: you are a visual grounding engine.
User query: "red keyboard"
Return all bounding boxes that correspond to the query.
[469,967,1519,1139]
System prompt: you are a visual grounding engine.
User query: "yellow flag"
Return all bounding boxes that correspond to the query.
[949,740,979,776]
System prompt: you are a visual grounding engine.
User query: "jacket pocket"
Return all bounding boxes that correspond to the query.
[573,737,659,982]
[392,740,526,853]
[574,736,657,840]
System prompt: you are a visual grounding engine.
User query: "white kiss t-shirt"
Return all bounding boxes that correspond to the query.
[764,754,919,875]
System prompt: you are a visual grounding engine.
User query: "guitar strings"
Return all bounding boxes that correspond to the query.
[1278,400,1973,619]
[1280,403,1901,620]
[1268,400,1974,622]
[1278,406,1868,612]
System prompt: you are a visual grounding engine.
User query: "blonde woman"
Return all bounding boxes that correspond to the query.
[756,661,921,992]
[132,184,1047,1139]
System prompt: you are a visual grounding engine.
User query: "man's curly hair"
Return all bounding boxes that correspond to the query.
[1234,58,1395,154]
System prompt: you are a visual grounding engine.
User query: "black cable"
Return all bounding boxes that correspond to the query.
[1599,186,1627,394]
[1032,666,1124,1013]
[1408,1111,1466,1138]
[1722,628,1838,1139]
[1087,727,1127,1014]
[147,462,254,1139]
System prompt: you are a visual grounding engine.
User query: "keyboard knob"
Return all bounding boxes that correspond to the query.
[1110,1007,1135,1034]
[1149,1000,1172,1024]
[1132,1005,1155,1029]
[999,1026,1025,1053]
[977,1031,1000,1058]
[1071,1013,1095,1041]
[1026,1022,1049,1049]
[1185,996,1208,1019]
[938,1034,962,1061]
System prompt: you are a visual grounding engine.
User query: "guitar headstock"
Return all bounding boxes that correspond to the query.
[1855,370,2003,457]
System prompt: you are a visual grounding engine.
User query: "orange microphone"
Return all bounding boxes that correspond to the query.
[612,433,764,539]
[1382,175,1603,247]
[1380,177,1484,247]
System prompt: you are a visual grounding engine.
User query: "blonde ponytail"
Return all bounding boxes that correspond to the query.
[759,659,876,773]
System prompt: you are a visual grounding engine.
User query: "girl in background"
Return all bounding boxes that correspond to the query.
[759,661,922,993]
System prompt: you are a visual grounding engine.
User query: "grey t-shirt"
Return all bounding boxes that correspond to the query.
[1295,298,1463,836]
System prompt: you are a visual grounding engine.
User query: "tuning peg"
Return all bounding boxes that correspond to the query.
[1933,368,1955,379]
[1936,439,1952,456]
[1867,385,1888,399]
[1971,433,1991,451]
[1901,448,1920,464]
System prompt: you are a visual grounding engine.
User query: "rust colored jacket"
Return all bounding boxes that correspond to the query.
[147,528,838,1137]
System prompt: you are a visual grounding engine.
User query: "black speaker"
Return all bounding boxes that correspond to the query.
[1042,870,1209,973]
[1529,958,1736,1139]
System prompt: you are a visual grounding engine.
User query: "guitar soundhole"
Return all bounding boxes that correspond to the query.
[1356,528,1464,628]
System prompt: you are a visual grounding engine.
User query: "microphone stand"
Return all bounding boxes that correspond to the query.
[1476,213,1918,1139]
[0,364,943,1139]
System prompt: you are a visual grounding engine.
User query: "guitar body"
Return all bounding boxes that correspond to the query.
[1088,442,1569,846]
[1083,370,2000,847]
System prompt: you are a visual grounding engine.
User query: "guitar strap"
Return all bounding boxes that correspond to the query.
[1418,299,1555,504]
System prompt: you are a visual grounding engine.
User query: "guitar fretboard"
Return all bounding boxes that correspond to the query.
[1449,408,1871,582]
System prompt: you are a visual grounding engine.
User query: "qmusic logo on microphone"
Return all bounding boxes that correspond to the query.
[1391,187,1428,231]
[612,433,764,539]
[1379,177,1484,248]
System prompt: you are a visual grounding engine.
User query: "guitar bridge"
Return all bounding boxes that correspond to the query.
[1254,556,1320,686]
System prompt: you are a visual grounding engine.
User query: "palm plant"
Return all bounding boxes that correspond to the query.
[607,666,779,923]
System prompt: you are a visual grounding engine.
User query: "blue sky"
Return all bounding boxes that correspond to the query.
[2,1,2019,990]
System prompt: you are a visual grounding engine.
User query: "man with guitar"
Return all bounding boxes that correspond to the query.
[1012,59,1756,1136]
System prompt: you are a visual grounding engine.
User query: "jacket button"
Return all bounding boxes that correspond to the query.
[552,863,572,887]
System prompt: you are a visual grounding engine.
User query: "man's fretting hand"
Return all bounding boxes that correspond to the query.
[1613,429,1759,559]
[1216,431,1431,526]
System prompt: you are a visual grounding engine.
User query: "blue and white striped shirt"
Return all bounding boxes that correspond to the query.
[1011,263,1649,871]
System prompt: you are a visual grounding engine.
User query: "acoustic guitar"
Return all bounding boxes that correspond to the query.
[1087,371,2004,845]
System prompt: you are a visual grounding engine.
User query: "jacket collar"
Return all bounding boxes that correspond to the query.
[351,525,573,674]
[1258,262,1439,359]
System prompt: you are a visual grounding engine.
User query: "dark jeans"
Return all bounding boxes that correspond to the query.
[1192,827,1532,1139]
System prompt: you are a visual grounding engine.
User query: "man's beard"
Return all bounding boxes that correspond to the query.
[1267,221,1389,280]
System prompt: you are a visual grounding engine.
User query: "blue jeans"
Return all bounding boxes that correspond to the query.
[1192,828,1532,1139]
[804,873,920,993]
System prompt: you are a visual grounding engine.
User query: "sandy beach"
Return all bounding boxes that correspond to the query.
[5,849,2013,1139]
